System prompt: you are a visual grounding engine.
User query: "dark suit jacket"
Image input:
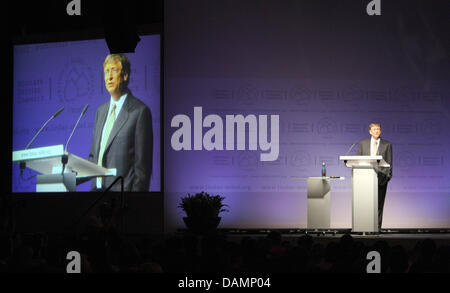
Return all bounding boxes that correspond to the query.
[88,91,153,191]
[357,137,393,186]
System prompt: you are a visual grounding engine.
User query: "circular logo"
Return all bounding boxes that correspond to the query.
[316,117,338,138]
[341,85,364,102]
[398,151,416,170]
[236,152,259,171]
[57,58,94,104]
[235,84,259,106]
[289,85,312,105]
[290,150,312,168]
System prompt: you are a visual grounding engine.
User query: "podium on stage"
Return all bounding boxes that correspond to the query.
[13,144,116,192]
[292,176,345,230]
[306,177,344,230]
[339,155,390,233]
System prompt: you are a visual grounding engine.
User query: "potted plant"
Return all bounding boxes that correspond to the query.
[178,191,229,234]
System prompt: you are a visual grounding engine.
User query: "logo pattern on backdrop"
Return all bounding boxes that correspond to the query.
[57,58,94,103]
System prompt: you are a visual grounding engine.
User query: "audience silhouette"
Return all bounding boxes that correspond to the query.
[0,206,448,274]
[1,229,448,273]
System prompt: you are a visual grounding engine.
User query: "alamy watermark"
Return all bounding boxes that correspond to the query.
[66,251,81,273]
[66,1,380,17]
[366,251,381,273]
[170,107,280,162]
[66,0,81,16]
[366,0,381,16]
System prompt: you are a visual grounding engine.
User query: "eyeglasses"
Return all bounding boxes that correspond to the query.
[104,68,120,75]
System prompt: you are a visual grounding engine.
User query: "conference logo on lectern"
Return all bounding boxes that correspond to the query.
[57,58,94,104]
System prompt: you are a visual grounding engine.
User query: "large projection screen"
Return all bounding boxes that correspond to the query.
[13,34,161,192]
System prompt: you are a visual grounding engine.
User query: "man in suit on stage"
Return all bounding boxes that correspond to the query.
[357,122,392,232]
[88,54,153,191]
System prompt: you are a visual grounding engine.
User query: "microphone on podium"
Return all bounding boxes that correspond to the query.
[61,104,89,173]
[64,104,89,153]
[20,107,65,178]
[343,140,360,165]
[345,140,360,155]
[25,107,65,150]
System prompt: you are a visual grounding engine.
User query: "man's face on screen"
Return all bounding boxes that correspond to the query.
[369,126,381,140]
[104,60,128,98]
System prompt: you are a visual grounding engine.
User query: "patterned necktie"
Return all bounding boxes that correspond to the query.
[371,140,378,156]
[97,104,116,188]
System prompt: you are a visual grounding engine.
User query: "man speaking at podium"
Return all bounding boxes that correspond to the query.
[88,54,153,191]
[357,123,393,232]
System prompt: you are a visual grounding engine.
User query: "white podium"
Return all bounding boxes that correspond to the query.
[339,155,390,233]
[13,144,116,192]
[293,176,344,230]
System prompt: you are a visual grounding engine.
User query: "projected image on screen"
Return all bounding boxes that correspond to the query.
[12,35,161,192]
